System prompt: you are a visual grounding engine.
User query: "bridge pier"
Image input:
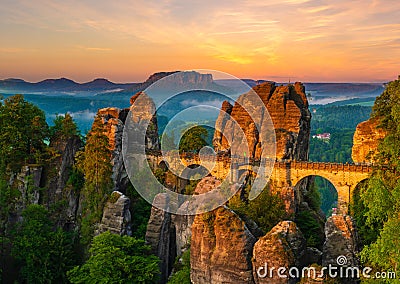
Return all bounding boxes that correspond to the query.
[336,185,351,214]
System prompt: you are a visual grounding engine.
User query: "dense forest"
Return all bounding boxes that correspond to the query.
[309,105,372,163]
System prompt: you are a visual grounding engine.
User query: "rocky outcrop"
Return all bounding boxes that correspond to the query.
[97,107,129,193]
[352,118,386,163]
[47,135,83,228]
[191,206,257,284]
[322,215,359,268]
[172,211,194,256]
[252,221,306,284]
[322,215,360,283]
[47,135,83,194]
[97,191,132,236]
[171,177,222,260]
[10,165,43,221]
[213,82,311,161]
[129,92,160,151]
[213,82,312,214]
[98,107,124,151]
[145,177,221,283]
[145,193,177,283]
[97,93,159,193]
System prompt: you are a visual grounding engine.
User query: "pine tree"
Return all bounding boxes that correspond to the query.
[49,113,79,141]
[77,115,113,245]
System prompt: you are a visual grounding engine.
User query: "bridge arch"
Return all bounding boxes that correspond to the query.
[294,176,338,215]
[270,161,372,214]
[181,164,210,180]
[158,160,169,172]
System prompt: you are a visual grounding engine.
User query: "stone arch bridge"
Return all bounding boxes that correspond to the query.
[147,153,372,213]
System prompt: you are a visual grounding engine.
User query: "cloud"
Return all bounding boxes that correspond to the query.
[0,0,399,81]
[0,47,24,53]
[68,110,97,121]
[76,45,112,52]
[180,99,225,109]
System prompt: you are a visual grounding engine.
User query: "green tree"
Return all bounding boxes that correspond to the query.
[127,184,152,239]
[0,177,20,282]
[67,231,160,284]
[361,217,400,272]
[0,94,48,171]
[228,183,287,233]
[179,125,208,153]
[168,250,190,284]
[12,204,77,283]
[357,78,400,273]
[77,115,113,246]
[49,113,80,141]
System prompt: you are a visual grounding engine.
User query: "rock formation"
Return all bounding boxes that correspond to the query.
[147,71,213,90]
[10,165,43,222]
[97,107,129,193]
[129,92,160,151]
[97,92,160,193]
[322,215,359,268]
[145,193,177,283]
[47,135,83,228]
[352,118,386,163]
[46,135,83,196]
[6,133,84,230]
[213,82,311,161]
[97,191,132,236]
[252,221,306,284]
[213,82,312,214]
[191,206,257,284]
[145,177,221,283]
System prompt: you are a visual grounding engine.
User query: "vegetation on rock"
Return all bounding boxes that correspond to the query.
[354,78,400,273]
[228,183,287,233]
[68,231,160,283]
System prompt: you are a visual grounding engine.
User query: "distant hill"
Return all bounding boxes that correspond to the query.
[304,82,385,97]
[1,72,386,99]
[0,77,138,93]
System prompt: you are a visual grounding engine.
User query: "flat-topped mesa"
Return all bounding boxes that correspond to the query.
[143,71,213,90]
[213,81,311,161]
[352,118,386,164]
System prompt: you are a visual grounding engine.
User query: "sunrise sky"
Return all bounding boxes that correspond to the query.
[1,0,399,83]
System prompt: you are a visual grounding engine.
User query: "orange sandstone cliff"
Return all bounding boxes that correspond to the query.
[352,118,386,164]
[213,82,311,161]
